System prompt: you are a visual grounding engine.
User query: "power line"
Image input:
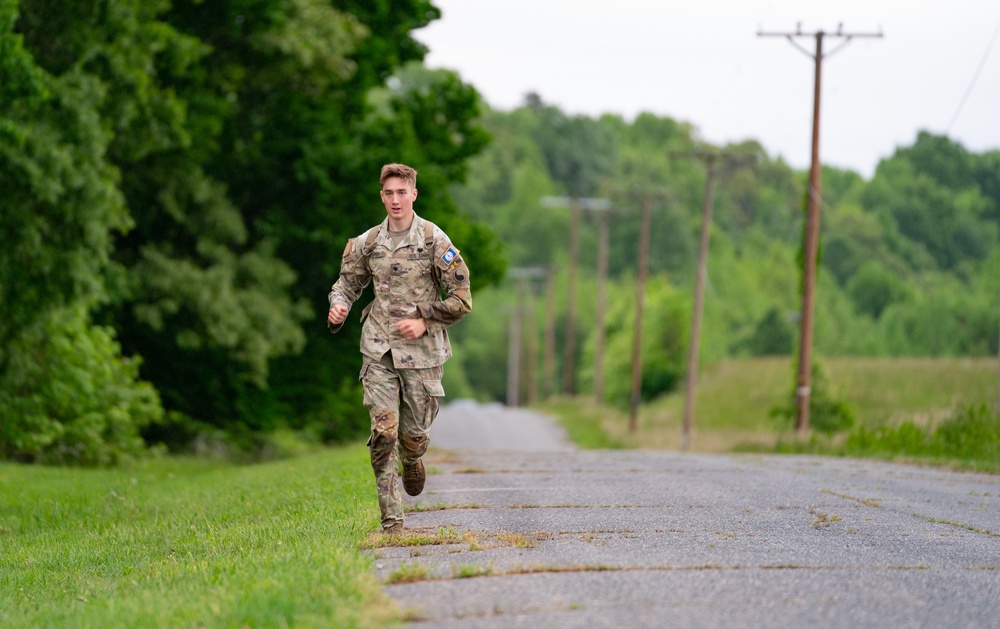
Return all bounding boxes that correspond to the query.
[947,13,1000,133]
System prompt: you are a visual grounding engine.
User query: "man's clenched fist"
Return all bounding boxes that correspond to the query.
[328,305,348,326]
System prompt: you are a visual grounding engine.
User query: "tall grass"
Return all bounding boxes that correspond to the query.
[539,357,999,470]
[0,445,397,628]
[774,404,1000,472]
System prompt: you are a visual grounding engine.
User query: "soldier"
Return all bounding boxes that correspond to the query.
[327,163,472,535]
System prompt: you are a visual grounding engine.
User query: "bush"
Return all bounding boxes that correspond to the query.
[933,404,1000,460]
[841,404,1000,468]
[0,307,163,465]
[772,361,855,433]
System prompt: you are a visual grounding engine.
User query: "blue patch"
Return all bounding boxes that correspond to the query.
[441,247,458,266]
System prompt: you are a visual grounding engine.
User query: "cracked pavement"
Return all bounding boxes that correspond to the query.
[369,401,1000,628]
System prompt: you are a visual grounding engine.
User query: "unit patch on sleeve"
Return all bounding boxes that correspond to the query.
[342,238,355,258]
[441,247,458,266]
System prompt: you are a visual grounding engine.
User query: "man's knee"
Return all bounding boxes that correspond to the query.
[399,432,429,458]
[369,409,398,469]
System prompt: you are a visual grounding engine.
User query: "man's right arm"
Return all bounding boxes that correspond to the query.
[327,235,370,333]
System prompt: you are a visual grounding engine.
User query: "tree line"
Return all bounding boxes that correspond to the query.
[0,0,503,464]
[446,98,1000,408]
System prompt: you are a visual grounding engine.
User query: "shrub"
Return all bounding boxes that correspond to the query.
[772,361,855,433]
[842,404,999,467]
[0,307,163,465]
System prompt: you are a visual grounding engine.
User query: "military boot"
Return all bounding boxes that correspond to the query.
[402,459,425,496]
[383,522,404,536]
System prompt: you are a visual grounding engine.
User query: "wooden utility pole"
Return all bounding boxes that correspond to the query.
[629,194,653,432]
[683,152,718,451]
[565,197,580,395]
[506,267,548,407]
[543,270,557,398]
[758,24,882,433]
[541,195,612,397]
[594,209,610,404]
[672,150,754,450]
[525,288,539,405]
[506,297,522,407]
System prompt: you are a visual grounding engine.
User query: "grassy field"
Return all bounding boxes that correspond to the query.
[0,444,398,629]
[538,356,999,469]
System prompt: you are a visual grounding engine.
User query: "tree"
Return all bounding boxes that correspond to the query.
[740,307,795,356]
[7,0,504,451]
[1,0,163,463]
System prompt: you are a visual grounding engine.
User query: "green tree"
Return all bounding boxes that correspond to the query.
[162,1,502,442]
[7,0,504,450]
[846,260,910,319]
[1,0,163,463]
[739,307,795,356]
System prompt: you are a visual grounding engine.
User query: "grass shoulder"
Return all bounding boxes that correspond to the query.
[535,357,999,472]
[0,443,398,628]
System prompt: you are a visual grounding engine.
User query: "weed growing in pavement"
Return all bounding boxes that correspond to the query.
[811,513,843,529]
[821,489,882,508]
[920,516,999,537]
[387,562,432,584]
[405,501,482,513]
[496,531,535,548]
[452,563,493,578]
[361,526,480,549]
[405,501,450,512]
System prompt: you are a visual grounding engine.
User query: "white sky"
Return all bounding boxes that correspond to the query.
[414,0,1000,178]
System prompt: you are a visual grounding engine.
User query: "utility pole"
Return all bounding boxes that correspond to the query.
[629,193,653,432]
[525,287,539,405]
[758,24,882,433]
[594,208,610,404]
[594,212,608,406]
[566,197,580,396]
[543,269,557,398]
[541,195,612,397]
[671,150,755,450]
[506,295,522,408]
[505,267,547,407]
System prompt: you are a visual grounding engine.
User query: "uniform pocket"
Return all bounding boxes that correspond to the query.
[422,379,445,397]
[359,363,373,406]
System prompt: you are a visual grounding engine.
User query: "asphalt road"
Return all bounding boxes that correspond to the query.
[373,401,1000,628]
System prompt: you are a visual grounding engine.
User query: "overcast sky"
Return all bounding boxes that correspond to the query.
[414,0,1000,178]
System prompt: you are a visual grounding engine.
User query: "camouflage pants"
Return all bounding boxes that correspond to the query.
[361,351,445,529]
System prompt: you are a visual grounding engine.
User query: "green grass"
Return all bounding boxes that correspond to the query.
[0,444,399,628]
[773,403,1000,472]
[533,398,624,449]
[537,357,1000,471]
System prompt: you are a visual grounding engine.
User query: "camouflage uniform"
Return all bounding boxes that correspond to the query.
[328,213,471,529]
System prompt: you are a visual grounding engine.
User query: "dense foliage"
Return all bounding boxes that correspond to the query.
[1,0,502,463]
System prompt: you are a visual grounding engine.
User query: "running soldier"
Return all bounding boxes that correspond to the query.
[328,163,472,534]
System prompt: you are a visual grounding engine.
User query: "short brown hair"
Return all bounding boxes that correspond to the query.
[380,163,417,188]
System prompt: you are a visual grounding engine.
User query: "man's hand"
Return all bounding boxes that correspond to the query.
[328,305,349,326]
[396,318,426,340]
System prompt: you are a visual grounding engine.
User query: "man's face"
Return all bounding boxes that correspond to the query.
[380,176,418,224]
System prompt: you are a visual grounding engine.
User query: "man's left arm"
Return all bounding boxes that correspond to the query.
[416,241,472,334]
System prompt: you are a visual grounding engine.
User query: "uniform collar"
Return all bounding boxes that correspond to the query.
[377,213,424,251]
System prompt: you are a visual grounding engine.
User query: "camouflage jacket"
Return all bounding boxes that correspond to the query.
[328,214,472,368]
